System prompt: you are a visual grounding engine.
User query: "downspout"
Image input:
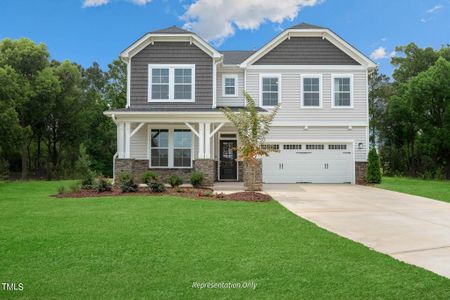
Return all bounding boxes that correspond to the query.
[111,114,119,184]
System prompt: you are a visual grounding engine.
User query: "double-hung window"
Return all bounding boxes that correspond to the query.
[148,64,195,102]
[333,75,353,108]
[260,74,280,107]
[222,74,238,97]
[301,75,322,108]
[149,128,193,168]
[150,129,169,167]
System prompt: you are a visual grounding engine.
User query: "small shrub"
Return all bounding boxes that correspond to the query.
[201,190,213,197]
[141,171,158,185]
[69,181,81,193]
[81,169,97,189]
[167,175,183,188]
[150,182,166,193]
[190,171,204,188]
[93,176,112,193]
[367,147,382,184]
[119,171,138,193]
[57,185,67,195]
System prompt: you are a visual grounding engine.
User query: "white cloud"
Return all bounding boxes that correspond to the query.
[370,47,396,60]
[83,0,109,7]
[82,0,151,8]
[182,0,323,44]
[427,4,443,13]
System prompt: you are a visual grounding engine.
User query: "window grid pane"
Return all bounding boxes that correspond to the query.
[262,77,279,106]
[151,129,169,167]
[224,77,236,95]
[303,77,320,107]
[174,68,192,100]
[334,77,351,107]
[152,68,169,99]
[173,129,192,167]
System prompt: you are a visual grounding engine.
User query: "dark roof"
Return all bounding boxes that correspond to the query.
[288,22,327,30]
[220,50,256,64]
[150,26,192,34]
[106,107,268,113]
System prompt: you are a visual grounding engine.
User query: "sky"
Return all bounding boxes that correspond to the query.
[0,0,449,77]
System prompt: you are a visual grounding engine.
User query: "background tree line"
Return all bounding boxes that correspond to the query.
[0,38,449,180]
[369,43,450,179]
[0,38,126,179]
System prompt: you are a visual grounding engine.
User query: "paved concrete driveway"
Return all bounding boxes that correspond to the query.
[264,184,450,279]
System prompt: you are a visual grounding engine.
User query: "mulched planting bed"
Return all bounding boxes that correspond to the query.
[54,187,272,202]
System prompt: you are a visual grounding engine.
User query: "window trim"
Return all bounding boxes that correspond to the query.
[331,74,353,109]
[222,74,238,97]
[259,74,281,108]
[147,125,194,169]
[300,74,322,109]
[148,64,195,103]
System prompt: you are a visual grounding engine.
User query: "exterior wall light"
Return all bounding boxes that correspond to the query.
[358,142,364,149]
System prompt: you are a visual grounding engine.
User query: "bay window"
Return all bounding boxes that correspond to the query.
[148,64,195,102]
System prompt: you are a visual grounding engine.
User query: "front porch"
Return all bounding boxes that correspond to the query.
[113,118,243,186]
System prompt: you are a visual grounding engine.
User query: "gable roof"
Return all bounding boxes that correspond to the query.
[220,50,256,64]
[240,22,377,69]
[120,26,221,60]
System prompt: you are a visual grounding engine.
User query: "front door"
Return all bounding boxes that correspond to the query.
[220,140,237,180]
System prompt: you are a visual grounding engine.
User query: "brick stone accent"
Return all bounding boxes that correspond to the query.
[194,159,216,187]
[355,162,368,185]
[115,159,192,184]
[243,159,262,191]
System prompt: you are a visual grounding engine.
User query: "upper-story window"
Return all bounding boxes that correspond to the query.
[222,74,238,97]
[301,75,322,108]
[148,64,195,102]
[260,74,281,107]
[332,75,353,108]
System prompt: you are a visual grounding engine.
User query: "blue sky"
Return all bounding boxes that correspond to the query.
[0,0,449,77]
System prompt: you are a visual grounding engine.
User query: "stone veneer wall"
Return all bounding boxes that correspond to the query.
[115,159,192,184]
[355,162,368,185]
[243,160,262,191]
[193,159,216,187]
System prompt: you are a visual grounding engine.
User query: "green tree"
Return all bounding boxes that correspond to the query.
[368,69,392,146]
[221,92,279,191]
[367,147,382,184]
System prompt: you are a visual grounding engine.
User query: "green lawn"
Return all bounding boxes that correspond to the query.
[1,181,449,299]
[378,177,450,203]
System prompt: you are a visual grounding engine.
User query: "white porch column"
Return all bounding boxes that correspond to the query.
[117,122,125,158]
[204,122,211,159]
[198,122,205,159]
[124,122,131,158]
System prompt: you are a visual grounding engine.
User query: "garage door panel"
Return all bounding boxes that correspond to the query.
[262,143,353,184]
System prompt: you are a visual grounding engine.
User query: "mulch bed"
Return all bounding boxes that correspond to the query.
[54,187,272,202]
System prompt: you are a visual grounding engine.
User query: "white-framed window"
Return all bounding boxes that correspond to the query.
[149,127,193,168]
[332,74,353,108]
[301,74,322,108]
[148,64,195,102]
[222,74,238,97]
[259,74,281,107]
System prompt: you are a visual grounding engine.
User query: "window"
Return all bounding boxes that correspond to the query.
[148,65,195,102]
[306,144,324,150]
[260,75,280,107]
[262,144,279,150]
[329,144,347,150]
[283,144,302,150]
[149,128,193,168]
[151,68,169,100]
[223,74,238,97]
[150,129,169,167]
[173,130,192,167]
[333,75,352,107]
[301,75,321,108]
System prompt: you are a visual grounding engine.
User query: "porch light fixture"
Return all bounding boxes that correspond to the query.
[358,142,364,150]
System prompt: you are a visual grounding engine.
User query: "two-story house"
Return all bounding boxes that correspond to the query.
[104,23,377,185]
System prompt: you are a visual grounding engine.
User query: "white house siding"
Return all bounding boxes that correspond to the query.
[216,66,245,107]
[246,68,368,123]
[266,126,368,161]
[129,123,199,161]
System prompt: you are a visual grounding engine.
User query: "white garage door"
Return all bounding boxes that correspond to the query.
[262,143,353,184]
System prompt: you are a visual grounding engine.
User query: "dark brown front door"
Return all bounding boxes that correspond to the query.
[220,140,237,180]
